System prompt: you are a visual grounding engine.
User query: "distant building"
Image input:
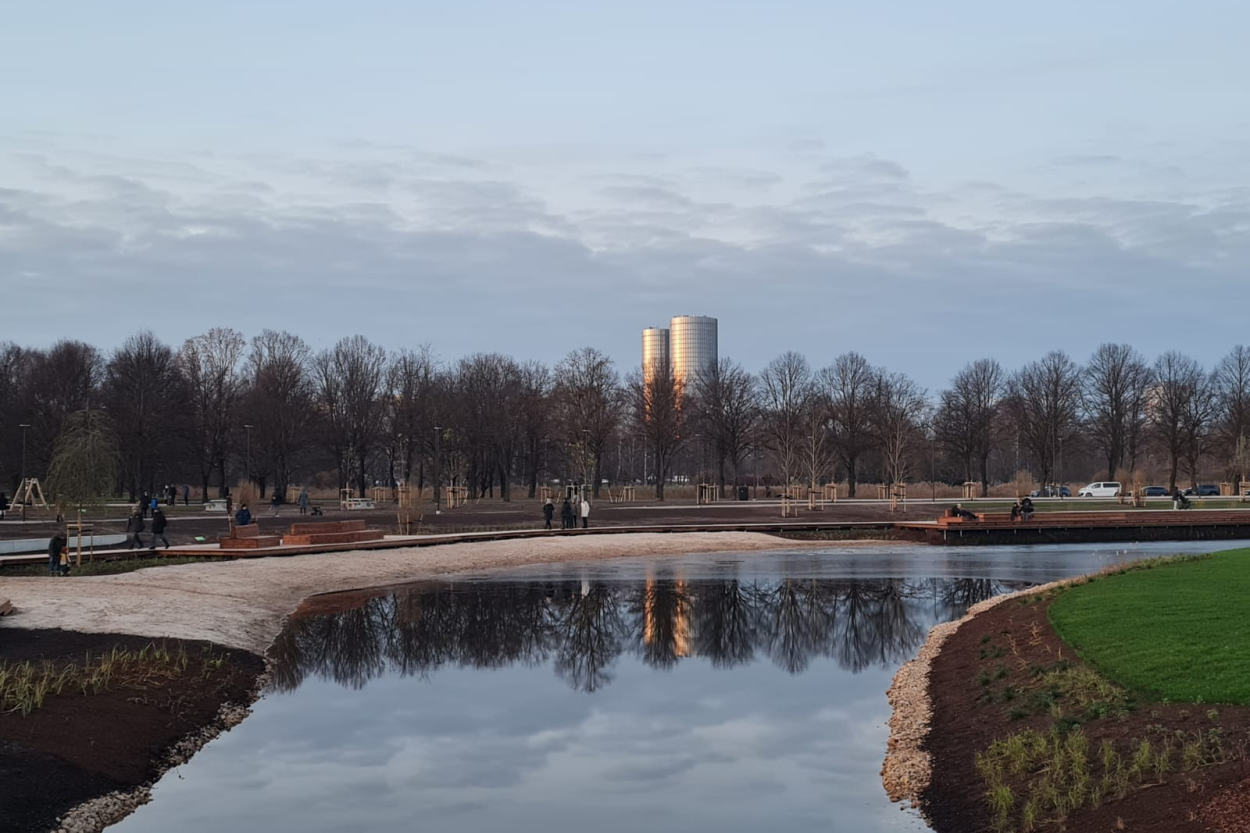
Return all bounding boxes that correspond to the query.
[668,315,718,387]
[641,327,670,382]
[640,315,718,388]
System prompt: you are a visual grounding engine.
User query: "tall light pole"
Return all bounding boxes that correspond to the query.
[929,423,936,502]
[18,423,30,489]
[433,425,442,514]
[244,424,254,492]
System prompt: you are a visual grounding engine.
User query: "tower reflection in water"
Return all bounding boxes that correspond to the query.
[269,571,1020,695]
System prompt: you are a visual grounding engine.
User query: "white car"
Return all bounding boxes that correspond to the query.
[1078,481,1121,497]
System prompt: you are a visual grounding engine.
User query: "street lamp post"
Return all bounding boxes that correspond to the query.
[244,424,254,492]
[18,423,30,519]
[433,426,442,514]
[930,425,936,502]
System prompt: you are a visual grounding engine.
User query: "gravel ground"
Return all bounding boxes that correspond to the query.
[0,532,811,654]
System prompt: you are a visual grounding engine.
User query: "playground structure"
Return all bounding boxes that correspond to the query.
[607,485,636,504]
[11,478,48,512]
[339,488,376,510]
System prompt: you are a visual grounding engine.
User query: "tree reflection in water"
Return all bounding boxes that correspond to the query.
[269,573,1027,694]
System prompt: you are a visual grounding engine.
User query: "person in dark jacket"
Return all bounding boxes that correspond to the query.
[49,528,68,576]
[0,491,8,520]
[1020,497,1035,520]
[270,492,281,516]
[149,507,170,549]
[298,487,309,515]
[560,498,575,530]
[140,491,150,518]
[183,484,190,506]
[235,503,252,527]
[125,508,146,549]
[542,498,555,529]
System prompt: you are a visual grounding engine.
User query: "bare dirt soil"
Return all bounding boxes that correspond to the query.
[922,592,1250,833]
[0,629,261,833]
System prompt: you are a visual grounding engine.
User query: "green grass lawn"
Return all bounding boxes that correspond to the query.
[1049,549,1250,704]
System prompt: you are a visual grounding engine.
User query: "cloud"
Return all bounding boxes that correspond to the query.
[1,135,1246,387]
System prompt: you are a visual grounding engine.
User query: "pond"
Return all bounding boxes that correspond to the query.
[111,540,1225,833]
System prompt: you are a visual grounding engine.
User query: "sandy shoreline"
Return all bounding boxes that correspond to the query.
[0,532,837,655]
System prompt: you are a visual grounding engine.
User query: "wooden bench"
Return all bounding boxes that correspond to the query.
[282,519,382,547]
[219,523,282,550]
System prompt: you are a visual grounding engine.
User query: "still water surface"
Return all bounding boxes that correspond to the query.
[112,541,1225,832]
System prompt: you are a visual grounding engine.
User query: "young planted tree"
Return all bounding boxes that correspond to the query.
[758,352,812,493]
[1082,343,1152,482]
[821,352,876,497]
[628,365,685,500]
[933,358,1004,496]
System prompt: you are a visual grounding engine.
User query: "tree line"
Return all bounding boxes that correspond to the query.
[1,330,1248,503]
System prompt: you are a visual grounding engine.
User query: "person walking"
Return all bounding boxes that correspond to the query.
[560,497,575,530]
[48,528,68,576]
[125,508,146,549]
[149,507,170,549]
[0,491,8,520]
[298,487,309,515]
[140,491,150,518]
[235,503,252,527]
[270,492,281,517]
[149,494,159,516]
[580,497,591,529]
[542,498,555,530]
[183,484,190,506]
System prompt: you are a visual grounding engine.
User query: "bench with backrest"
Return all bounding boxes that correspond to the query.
[281,518,382,546]
[220,523,282,549]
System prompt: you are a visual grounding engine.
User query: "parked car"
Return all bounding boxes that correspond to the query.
[1184,484,1221,497]
[1078,481,1122,497]
[1029,485,1071,498]
[1142,485,1169,497]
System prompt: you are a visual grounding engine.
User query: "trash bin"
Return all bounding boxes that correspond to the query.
[738,485,750,501]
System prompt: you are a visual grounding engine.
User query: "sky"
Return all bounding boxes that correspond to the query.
[2,0,1248,389]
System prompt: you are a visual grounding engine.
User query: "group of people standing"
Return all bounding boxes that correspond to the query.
[543,496,590,530]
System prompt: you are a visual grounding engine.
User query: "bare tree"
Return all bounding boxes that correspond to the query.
[1005,351,1083,489]
[20,340,103,478]
[1081,343,1152,482]
[821,352,876,497]
[387,346,440,489]
[103,331,185,499]
[517,361,553,498]
[758,352,812,492]
[873,370,929,486]
[554,348,622,499]
[452,353,524,499]
[627,365,684,500]
[799,393,835,493]
[313,336,389,497]
[690,358,758,494]
[933,359,1004,496]
[178,328,246,500]
[1214,345,1250,489]
[1150,351,1209,491]
[242,330,317,501]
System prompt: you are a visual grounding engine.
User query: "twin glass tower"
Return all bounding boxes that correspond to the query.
[641,315,719,386]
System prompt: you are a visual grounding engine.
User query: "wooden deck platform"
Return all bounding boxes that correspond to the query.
[896,509,1250,544]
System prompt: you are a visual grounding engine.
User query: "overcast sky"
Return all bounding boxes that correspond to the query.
[2,1,1247,389]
